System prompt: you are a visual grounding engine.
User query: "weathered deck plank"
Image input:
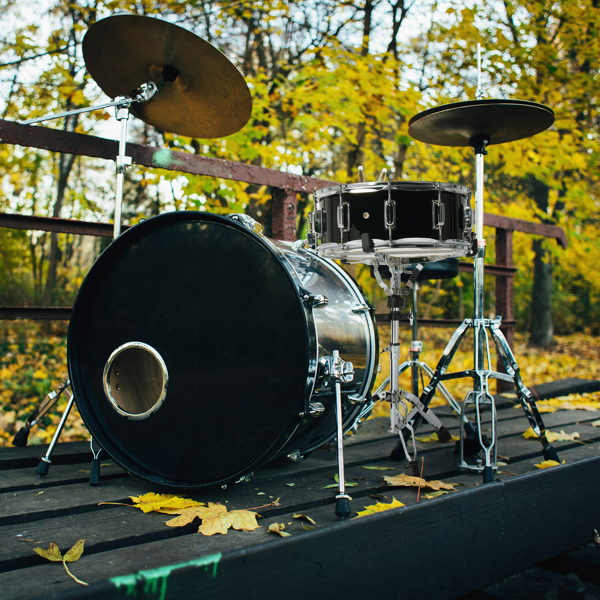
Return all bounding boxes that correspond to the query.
[1,400,599,600]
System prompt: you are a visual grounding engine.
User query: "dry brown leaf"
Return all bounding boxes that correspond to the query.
[355,497,404,518]
[383,473,456,491]
[130,493,203,514]
[267,522,291,537]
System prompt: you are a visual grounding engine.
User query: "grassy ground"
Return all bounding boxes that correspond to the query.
[1,322,599,446]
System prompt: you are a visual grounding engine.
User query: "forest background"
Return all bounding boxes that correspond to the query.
[0,0,598,443]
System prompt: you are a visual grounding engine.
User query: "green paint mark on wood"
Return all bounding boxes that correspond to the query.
[110,552,222,600]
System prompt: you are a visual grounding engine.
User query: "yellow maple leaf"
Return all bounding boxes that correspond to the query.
[383,473,456,491]
[355,497,404,518]
[166,502,260,536]
[130,493,203,514]
[523,427,580,442]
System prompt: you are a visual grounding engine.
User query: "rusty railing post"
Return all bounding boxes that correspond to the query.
[272,187,297,241]
[495,227,514,392]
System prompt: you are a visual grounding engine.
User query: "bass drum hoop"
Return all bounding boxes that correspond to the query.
[68,211,317,489]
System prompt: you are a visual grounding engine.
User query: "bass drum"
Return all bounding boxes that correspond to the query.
[68,211,378,489]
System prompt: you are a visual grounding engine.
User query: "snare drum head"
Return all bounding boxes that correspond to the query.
[68,211,310,489]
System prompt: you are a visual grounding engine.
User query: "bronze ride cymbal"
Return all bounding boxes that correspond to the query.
[82,14,252,138]
[408,99,554,147]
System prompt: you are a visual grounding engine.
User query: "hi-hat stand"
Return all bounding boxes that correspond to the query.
[407,46,559,482]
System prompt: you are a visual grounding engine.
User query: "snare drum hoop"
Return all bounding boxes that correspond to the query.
[68,211,319,489]
[313,180,470,199]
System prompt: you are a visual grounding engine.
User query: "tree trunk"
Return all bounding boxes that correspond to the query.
[529,237,553,348]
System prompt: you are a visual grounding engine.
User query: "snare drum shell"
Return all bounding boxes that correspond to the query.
[315,181,471,245]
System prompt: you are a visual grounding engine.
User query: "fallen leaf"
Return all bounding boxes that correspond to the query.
[268,523,291,537]
[130,493,203,514]
[368,494,390,501]
[361,466,397,471]
[416,433,460,443]
[535,460,561,469]
[35,491,44,496]
[34,541,62,562]
[166,502,260,536]
[424,491,449,499]
[591,420,600,427]
[355,497,404,518]
[523,427,580,442]
[384,473,456,491]
[63,539,85,563]
[292,513,316,525]
[497,461,508,467]
[34,540,88,586]
[301,523,315,531]
[332,474,358,487]
[285,483,295,487]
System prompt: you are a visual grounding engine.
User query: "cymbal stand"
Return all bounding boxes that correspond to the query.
[418,136,559,483]
[20,82,160,481]
[372,260,453,476]
[22,81,159,240]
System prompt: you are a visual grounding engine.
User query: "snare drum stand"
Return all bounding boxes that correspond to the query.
[17,82,161,482]
[372,260,454,476]
[417,138,560,483]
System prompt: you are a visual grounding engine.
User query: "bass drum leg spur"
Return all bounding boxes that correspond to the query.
[68,211,378,489]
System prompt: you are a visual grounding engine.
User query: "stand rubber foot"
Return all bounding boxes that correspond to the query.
[36,459,50,477]
[543,444,560,463]
[90,458,100,486]
[12,426,30,447]
[436,426,453,443]
[483,466,494,484]
[408,460,420,477]
[335,496,352,519]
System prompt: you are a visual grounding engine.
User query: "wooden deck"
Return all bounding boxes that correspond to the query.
[2,393,600,600]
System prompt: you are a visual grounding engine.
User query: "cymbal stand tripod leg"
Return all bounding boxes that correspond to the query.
[36,383,74,477]
[489,321,559,462]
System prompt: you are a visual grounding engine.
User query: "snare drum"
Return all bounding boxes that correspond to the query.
[309,181,473,263]
[68,211,378,489]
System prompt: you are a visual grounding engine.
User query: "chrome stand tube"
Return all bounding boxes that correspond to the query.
[36,384,74,477]
[113,105,131,240]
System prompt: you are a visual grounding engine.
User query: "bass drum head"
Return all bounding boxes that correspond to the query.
[68,211,310,489]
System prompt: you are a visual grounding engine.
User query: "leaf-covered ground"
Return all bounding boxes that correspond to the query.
[0,322,599,446]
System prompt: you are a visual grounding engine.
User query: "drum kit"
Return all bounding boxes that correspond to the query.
[14,16,559,517]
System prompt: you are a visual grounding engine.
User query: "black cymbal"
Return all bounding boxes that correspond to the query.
[408,99,554,147]
[83,15,252,139]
